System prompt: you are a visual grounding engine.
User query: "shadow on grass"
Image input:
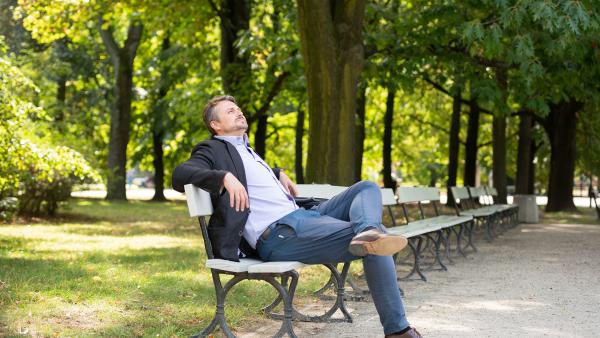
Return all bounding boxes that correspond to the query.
[0,241,289,337]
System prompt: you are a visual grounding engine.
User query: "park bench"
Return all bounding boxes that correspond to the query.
[483,186,519,228]
[386,187,474,282]
[450,186,501,242]
[184,184,352,338]
[294,184,372,300]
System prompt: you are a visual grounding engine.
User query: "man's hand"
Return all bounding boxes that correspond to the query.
[223,172,249,212]
[279,171,298,197]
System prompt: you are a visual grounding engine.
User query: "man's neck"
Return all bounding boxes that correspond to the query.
[214,134,250,146]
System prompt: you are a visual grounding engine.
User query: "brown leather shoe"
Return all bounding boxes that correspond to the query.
[348,229,408,256]
[385,327,423,338]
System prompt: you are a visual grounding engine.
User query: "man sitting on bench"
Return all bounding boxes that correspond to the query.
[172,95,422,338]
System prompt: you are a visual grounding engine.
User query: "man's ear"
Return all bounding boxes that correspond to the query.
[210,120,220,133]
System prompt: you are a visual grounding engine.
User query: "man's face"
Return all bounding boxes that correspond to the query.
[211,100,248,136]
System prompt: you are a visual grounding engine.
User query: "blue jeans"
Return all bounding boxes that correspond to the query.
[256,181,410,335]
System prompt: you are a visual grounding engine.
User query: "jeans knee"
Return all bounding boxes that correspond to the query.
[355,180,379,193]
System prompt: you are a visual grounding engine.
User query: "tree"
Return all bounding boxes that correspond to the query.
[382,85,396,189]
[99,16,143,200]
[296,0,366,185]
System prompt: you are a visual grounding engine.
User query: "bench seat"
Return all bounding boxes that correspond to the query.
[459,208,497,217]
[388,221,442,238]
[206,258,306,274]
[248,261,306,274]
[427,215,474,227]
[206,258,264,273]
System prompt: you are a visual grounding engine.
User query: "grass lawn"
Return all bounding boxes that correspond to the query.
[539,206,599,224]
[0,199,335,337]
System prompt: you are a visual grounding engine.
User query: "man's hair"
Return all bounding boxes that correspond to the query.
[203,95,237,135]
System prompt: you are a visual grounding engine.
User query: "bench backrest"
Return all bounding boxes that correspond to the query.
[468,186,486,198]
[296,184,346,199]
[184,184,214,217]
[486,186,498,196]
[184,184,215,259]
[450,186,470,200]
[394,186,441,223]
[381,188,397,206]
[397,186,440,203]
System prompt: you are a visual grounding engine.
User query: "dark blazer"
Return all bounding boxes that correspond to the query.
[172,137,281,261]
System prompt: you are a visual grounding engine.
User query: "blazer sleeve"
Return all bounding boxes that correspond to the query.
[172,142,229,194]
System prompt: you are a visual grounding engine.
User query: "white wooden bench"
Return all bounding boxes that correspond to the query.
[295,184,370,300]
[451,186,500,242]
[184,184,351,338]
[483,186,519,228]
[386,187,474,281]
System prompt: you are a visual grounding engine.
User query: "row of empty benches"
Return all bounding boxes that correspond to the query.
[183,183,519,337]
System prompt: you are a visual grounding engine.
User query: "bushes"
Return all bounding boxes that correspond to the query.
[15,141,100,216]
[1,51,99,219]
[0,139,99,219]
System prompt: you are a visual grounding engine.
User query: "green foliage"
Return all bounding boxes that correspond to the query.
[16,140,101,215]
[0,45,99,216]
[3,0,599,203]
[0,197,18,222]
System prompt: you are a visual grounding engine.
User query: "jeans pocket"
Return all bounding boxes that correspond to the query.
[274,224,296,239]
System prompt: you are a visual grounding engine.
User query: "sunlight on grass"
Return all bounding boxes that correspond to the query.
[540,207,599,225]
[0,198,334,337]
[1,225,197,253]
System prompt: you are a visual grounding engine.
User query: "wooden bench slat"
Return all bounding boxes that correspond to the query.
[381,188,397,206]
[206,258,264,273]
[388,222,441,237]
[296,184,346,199]
[248,261,306,273]
[184,184,213,217]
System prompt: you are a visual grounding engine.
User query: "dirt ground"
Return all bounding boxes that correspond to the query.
[242,221,600,337]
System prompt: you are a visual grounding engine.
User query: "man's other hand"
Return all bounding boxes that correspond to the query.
[223,172,249,212]
[279,171,298,197]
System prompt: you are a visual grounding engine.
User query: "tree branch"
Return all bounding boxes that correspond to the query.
[98,15,120,67]
[434,44,514,70]
[422,76,493,115]
[125,22,144,61]
[249,70,290,124]
[207,0,224,20]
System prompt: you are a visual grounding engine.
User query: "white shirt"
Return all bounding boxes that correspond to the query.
[215,135,298,248]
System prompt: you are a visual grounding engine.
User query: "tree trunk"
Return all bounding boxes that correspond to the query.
[516,112,533,194]
[383,86,396,189]
[219,0,251,112]
[152,129,166,201]
[55,76,66,122]
[355,82,366,181]
[297,0,365,185]
[492,115,508,203]
[446,86,462,206]
[100,19,143,201]
[151,36,171,202]
[463,93,480,187]
[492,69,508,203]
[254,114,268,159]
[545,100,582,211]
[295,108,305,183]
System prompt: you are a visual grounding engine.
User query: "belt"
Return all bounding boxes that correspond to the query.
[260,227,272,240]
[256,227,272,251]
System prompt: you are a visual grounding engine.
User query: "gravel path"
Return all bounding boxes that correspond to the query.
[310,221,600,337]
